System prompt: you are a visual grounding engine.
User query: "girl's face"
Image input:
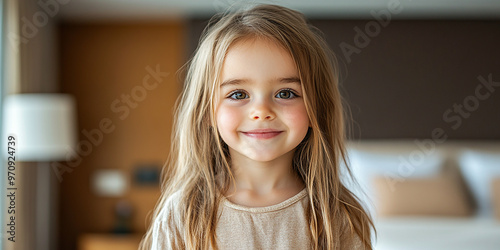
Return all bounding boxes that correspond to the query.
[215,37,310,163]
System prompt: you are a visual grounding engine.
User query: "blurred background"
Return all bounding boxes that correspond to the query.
[1,0,499,250]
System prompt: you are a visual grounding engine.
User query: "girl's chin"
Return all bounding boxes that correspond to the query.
[243,152,286,163]
[227,147,294,163]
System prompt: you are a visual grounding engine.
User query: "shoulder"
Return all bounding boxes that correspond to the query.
[336,209,371,250]
[151,190,185,249]
[162,190,183,214]
[157,190,184,226]
[350,233,367,250]
[340,228,370,250]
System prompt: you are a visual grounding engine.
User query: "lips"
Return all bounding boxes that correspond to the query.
[241,129,283,139]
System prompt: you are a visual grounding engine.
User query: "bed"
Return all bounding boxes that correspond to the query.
[374,216,500,250]
[345,140,500,249]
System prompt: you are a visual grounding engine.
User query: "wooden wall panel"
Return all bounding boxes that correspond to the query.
[58,22,184,250]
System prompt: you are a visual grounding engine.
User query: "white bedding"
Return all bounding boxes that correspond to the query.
[374,216,500,250]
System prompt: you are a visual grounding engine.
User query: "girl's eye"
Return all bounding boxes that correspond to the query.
[229,91,248,100]
[276,89,298,99]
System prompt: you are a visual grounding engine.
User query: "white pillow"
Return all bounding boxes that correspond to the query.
[459,150,500,217]
[344,149,444,217]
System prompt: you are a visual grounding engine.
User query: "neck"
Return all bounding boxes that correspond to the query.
[228,148,304,195]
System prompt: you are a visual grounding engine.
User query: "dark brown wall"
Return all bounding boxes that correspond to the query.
[188,19,500,139]
[312,20,500,140]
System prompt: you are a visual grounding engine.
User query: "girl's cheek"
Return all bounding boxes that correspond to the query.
[284,104,309,126]
[217,105,241,132]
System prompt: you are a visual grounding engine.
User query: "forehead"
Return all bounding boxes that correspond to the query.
[220,37,299,85]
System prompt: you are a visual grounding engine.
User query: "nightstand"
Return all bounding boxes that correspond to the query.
[78,233,143,250]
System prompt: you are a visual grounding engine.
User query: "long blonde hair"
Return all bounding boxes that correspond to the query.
[139,4,375,249]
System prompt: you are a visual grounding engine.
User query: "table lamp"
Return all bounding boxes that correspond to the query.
[3,93,77,250]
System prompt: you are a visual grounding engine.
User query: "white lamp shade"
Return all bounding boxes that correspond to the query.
[3,94,77,161]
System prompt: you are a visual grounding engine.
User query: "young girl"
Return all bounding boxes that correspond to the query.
[140,4,375,250]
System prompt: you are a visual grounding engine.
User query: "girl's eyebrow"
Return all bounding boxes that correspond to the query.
[279,77,301,85]
[220,77,301,87]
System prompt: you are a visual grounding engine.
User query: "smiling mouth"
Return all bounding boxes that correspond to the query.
[241,129,283,139]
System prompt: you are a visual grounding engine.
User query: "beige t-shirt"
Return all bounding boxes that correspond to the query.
[151,188,364,249]
[216,187,311,249]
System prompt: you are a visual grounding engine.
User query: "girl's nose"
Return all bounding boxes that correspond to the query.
[249,103,276,121]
